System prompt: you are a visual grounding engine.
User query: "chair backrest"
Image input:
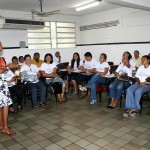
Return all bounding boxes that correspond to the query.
[108,62,114,66]
[57,62,69,69]
[110,65,118,74]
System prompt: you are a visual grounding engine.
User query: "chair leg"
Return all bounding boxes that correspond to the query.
[99,92,102,102]
[108,98,111,106]
[55,94,58,103]
[120,96,122,108]
[139,99,143,115]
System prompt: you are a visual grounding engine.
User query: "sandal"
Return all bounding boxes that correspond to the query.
[9,108,17,113]
[80,92,86,98]
[34,105,38,108]
[17,105,22,112]
[40,103,46,108]
[58,100,65,104]
[2,130,16,137]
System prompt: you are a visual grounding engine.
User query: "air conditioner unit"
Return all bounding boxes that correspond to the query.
[0,17,45,30]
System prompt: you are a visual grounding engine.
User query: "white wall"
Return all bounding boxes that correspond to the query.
[0,9,81,63]
[77,7,150,64]
[80,7,150,44]
[76,44,150,65]
[0,7,150,64]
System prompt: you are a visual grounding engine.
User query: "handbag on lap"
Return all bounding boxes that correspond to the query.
[118,73,130,82]
[146,77,150,83]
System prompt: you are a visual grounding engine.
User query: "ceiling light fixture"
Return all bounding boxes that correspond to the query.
[75,0,101,11]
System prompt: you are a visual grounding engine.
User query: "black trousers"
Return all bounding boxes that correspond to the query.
[9,85,23,106]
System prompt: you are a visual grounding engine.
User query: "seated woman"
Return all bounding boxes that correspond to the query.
[123,55,150,117]
[123,51,136,71]
[86,53,110,104]
[108,54,133,109]
[41,53,66,103]
[20,54,46,108]
[5,70,23,112]
[64,52,83,94]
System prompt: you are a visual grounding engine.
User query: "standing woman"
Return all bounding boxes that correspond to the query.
[123,55,150,117]
[64,52,83,94]
[0,42,16,136]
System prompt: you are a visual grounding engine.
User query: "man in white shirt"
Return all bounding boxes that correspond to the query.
[20,54,46,108]
[53,51,61,65]
[77,52,97,95]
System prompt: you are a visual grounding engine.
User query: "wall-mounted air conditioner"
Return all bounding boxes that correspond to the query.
[0,17,44,30]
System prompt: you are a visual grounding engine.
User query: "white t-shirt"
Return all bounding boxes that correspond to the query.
[116,63,132,77]
[120,59,136,71]
[20,64,39,83]
[135,65,150,82]
[69,60,83,69]
[84,58,97,69]
[53,56,60,65]
[5,70,15,87]
[40,62,56,74]
[95,62,110,75]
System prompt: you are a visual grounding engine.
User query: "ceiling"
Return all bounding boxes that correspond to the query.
[0,0,121,16]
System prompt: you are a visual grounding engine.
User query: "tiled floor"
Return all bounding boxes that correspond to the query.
[0,92,150,150]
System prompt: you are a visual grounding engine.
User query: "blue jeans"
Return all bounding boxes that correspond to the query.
[109,78,131,101]
[125,83,150,110]
[87,74,106,101]
[26,80,46,105]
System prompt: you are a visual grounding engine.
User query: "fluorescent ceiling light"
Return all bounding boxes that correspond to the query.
[76,1,100,11]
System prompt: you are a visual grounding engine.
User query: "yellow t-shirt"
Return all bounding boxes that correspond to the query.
[31,59,43,68]
[133,57,141,67]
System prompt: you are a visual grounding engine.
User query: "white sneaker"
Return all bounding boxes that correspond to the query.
[79,87,87,92]
[82,87,87,91]
[129,112,137,117]
[123,112,129,118]
[93,100,97,103]
[90,101,95,104]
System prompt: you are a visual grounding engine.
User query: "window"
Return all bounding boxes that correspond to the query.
[28,21,76,49]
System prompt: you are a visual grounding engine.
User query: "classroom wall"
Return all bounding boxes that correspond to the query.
[0,7,150,64]
[0,9,81,63]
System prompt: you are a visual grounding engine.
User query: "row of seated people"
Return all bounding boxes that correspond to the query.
[5,50,150,117]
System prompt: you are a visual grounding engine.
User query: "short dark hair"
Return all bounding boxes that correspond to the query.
[134,50,139,54]
[44,53,53,64]
[24,54,31,60]
[84,52,92,58]
[100,53,107,61]
[12,56,18,62]
[34,52,40,56]
[142,55,150,60]
[19,56,23,60]
[123,51,132,60]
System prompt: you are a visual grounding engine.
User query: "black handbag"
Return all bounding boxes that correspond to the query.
[118,73,130,82]
[146,77,150,82]
[49,82,62,94]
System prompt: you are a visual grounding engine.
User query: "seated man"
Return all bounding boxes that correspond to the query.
[7,56,19,70]
[18,56,24,66]
[5,70,23,112]
[76,52,97,97]
[132,50,141,69]
[31,52,43,68]
[20,54,46,108]
[53,51,61,65]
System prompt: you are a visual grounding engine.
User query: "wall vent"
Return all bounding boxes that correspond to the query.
[80,20,119,31]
